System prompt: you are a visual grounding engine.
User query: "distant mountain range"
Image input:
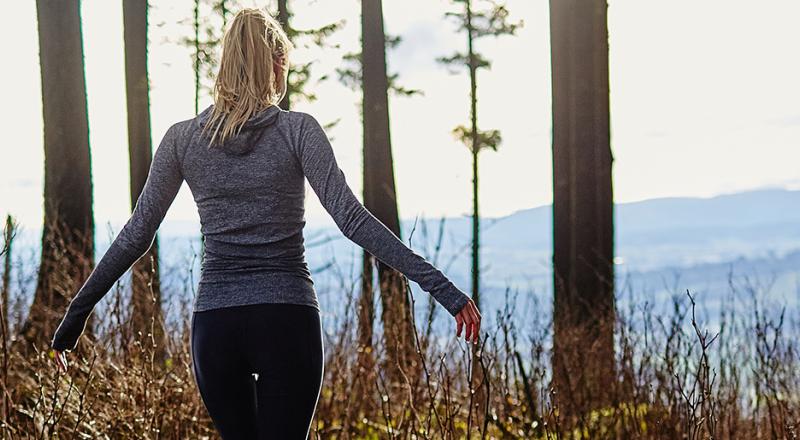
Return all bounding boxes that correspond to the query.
[478,187,800,271]
[294,188,800,314]
[10,188,800,319]
[151,188,800,260]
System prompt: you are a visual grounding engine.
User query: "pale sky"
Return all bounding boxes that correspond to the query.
[1,0,798,230]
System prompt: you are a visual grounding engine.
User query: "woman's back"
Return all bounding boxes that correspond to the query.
[180,104,317,312]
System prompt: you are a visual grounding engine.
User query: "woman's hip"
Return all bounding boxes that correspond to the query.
[191,302,323,374]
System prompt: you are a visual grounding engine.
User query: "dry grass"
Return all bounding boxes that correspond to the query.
[2,218,799,439]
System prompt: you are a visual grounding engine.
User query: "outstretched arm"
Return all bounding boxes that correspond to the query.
[295,112,470,317]
[51,123,185,352]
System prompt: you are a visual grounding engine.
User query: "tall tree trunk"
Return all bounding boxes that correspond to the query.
[123,0,167,363]
[276,0,292,110]
[1,215,15,421]
[2,215,13,339]
[193,0,206,262]
[193,0,200,116]
[549,0,615,415]
[361,0,417,388]
[466,0,481,313]
[464,0,487,421]
[19,0,94,355]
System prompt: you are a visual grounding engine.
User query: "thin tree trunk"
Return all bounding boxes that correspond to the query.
[466,0,480,311]
[220,0,228,27]
[1,215,13,339]
[123,0,167,364]
[465,0,487,422]
[277,0,292,110]
[194,0,200,116]
[193,0,205,262]
[361,0,417,388]
[349,2,378,419]
[347,251,377,424]
[19,0,94,355]
[550,0,615,415]
[1,215,15,422]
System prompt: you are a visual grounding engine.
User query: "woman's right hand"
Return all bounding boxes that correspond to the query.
[455,298,481,344]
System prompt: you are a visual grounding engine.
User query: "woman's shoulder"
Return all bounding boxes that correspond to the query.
[277,109,327,143]
[279,108,315,126]
[166,115,199,140]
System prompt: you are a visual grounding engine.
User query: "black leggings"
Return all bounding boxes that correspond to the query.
[190,303,324,439]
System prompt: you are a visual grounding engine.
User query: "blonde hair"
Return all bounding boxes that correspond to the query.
[201,8,293,147]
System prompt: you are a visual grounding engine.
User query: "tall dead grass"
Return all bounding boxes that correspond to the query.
[2,217,798,439]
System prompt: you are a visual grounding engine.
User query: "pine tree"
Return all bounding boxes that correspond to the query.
[436,0,520,311]
[19,0,94,354]
[123,0,168,364]
[549,0,616,414]
[335,1,425,401]
[436,0,521,423]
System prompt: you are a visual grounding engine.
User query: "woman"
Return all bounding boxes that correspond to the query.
[50,7,481,439]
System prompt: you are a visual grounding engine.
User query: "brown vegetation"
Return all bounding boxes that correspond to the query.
[2,219,798,439]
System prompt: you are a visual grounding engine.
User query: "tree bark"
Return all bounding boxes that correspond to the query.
[1,215,15,421]
[464,0,488,419]
[123,0,167,363]
[277,0,292,110]
[19,0,94,355]
[361,0,417,388]
[550,0,616,415]
[2,215,13,340]
[193,0,200,116]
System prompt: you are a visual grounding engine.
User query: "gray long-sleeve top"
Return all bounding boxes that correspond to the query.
[51,104,471,352]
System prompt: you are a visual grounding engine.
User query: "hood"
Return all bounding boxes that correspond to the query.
[195,104,282,156]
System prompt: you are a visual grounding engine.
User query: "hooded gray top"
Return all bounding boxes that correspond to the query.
[51,105,471,351]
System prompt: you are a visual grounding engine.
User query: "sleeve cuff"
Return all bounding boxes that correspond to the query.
[435,283,471,317]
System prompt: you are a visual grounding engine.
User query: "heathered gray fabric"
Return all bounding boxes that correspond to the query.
[51,104,471,352]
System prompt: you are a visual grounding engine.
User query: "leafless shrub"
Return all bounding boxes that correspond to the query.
[2,225,798,438]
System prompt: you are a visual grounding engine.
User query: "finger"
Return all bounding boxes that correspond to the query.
[464,316,473,342]
[456,314,463,337]
[465,307,479,339]
[467,321,474,344]
[471,302,482,319]
[468,303,480,323]
[466,308,478,342]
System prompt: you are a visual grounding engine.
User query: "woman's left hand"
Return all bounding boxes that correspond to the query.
[455,298,482,344]
[53,349,69,373]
